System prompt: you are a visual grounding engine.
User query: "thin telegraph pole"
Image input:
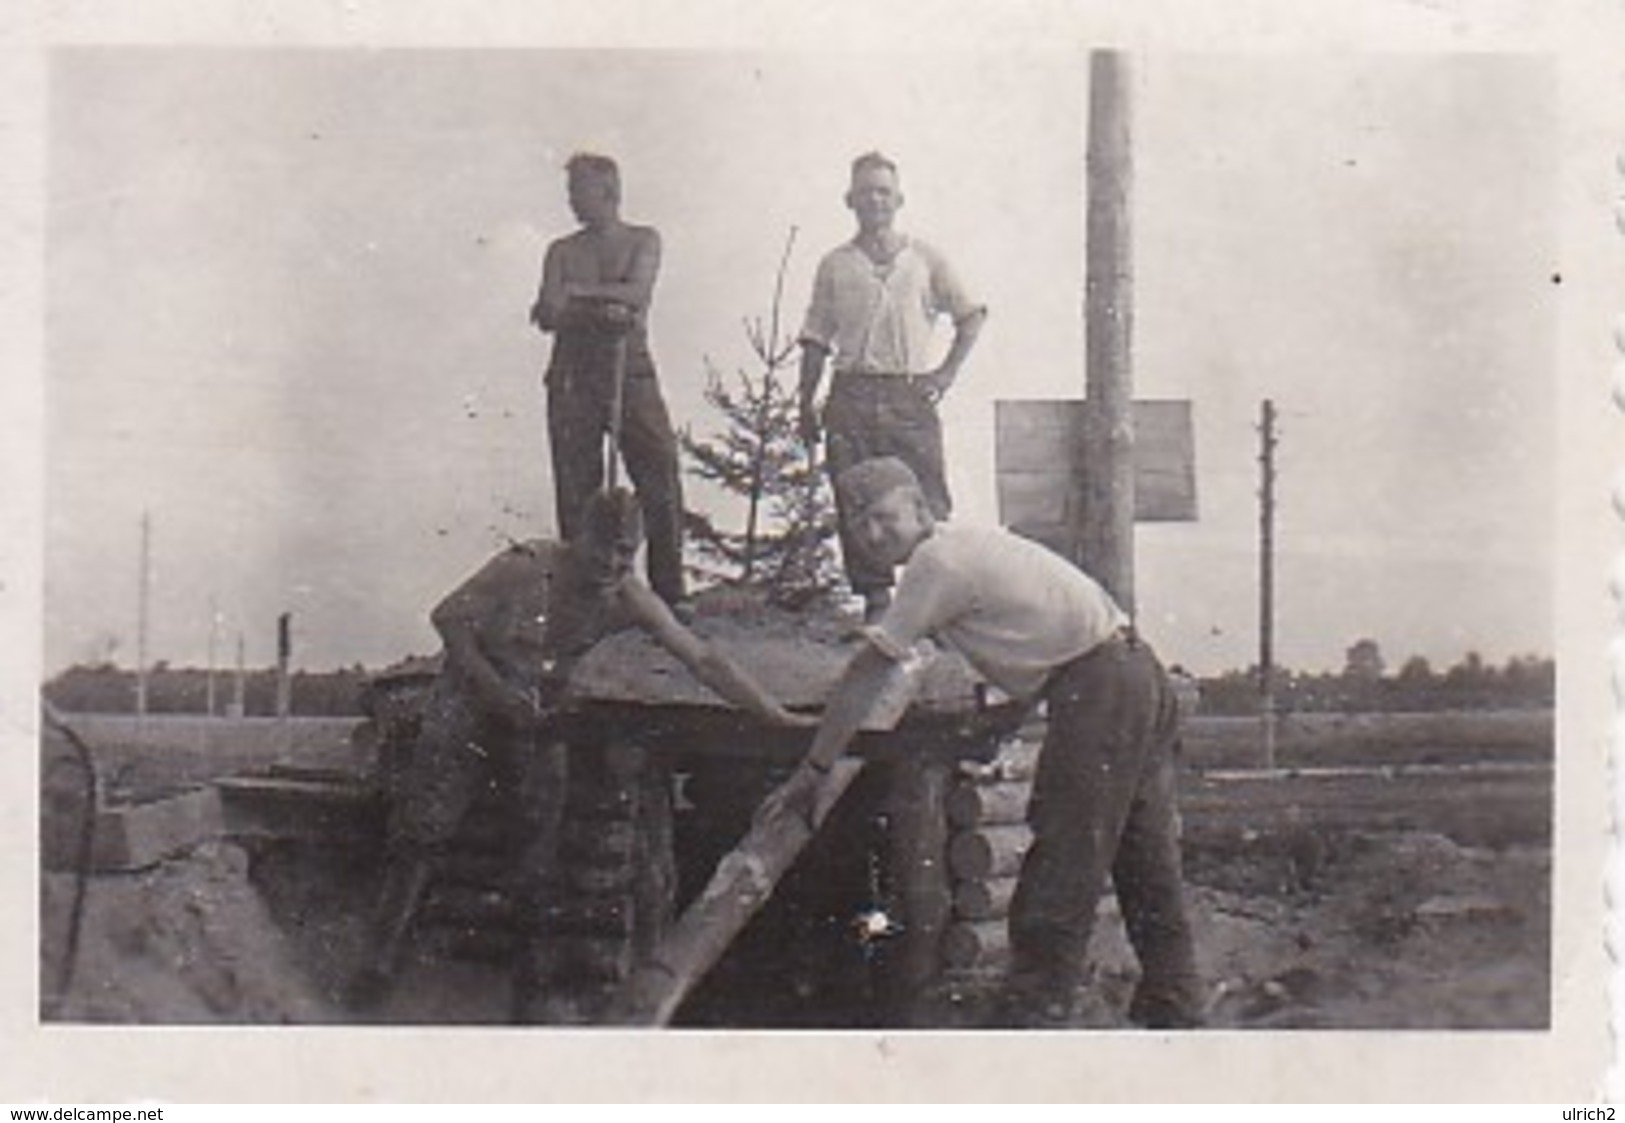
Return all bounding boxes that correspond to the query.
[206,597,220,719]
[1258,399,1278,770]
[232,632,247,718]
[135,511,151,724]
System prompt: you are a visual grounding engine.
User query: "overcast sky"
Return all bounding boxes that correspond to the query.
[43,49,1557,676]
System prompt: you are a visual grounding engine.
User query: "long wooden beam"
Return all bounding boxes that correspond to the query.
[604,757,866,1026]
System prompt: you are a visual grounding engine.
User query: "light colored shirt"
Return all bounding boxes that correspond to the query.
[864,523,1129,698]
[799,237,981,376]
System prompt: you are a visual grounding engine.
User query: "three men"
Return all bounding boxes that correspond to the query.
[797,151,987,621]
[348,488,804,1017]
[531,153,688,608]
[779,457,1206,1029]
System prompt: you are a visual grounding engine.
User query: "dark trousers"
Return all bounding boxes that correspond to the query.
[1008,633,1205,1026]
[385,672,570,1016]
[387,674,567,860]
[822,374,951,597]
[547,363,687,605]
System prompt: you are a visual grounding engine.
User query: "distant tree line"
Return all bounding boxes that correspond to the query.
[45,638,1552,718]
[1189,640,1554,716]
[43,662,376,717]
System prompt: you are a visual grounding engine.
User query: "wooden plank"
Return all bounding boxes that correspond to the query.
[566,610,986,717]
[88,788,224,872]
[996,471,1075,529]
[1134,400,1199,522]
[993,402,1084,473]
[995,399,1197,526]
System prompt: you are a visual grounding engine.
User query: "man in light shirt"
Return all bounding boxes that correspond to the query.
[782,457,1205,1029]
[797,152,987,622]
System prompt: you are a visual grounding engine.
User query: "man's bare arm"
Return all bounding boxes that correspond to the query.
[923,306,987,401]
[754,643,905,829]
[434,616,541,729]
[618,577,807,725]
[430,550,548,727]
[559,227,662,311]
[797,341,829,446]
[530,242,571,333]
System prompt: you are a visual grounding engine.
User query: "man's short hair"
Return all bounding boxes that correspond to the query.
[850,150,899,183]
[835,457,923,517]
[566,152,622,198]
[578,487,643,554]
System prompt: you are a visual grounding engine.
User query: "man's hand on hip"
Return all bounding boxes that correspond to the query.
[798,398,822,449]
[919,367,956,405]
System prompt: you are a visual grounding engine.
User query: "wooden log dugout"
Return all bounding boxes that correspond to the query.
[542,895,636,937]
[947,824,1032,880]
[554,613,1025,1024]
[428,925,517,963]
[562,818,638,863]
[880,754,953,1017]
[427,850,514,887]
[951,876,1019,922]
[550,934,635,982]
[420,883,514,928]
[945,779,1033,828]
[941,919,1010,971]
[568,860,637,896]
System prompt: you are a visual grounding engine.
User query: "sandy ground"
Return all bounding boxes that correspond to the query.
[39,820,1550,1030]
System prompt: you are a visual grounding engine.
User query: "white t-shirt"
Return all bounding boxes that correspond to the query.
[798,237,981,376]
[864,523,1129,698]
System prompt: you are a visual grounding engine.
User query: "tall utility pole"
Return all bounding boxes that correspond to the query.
[206,597,220,718]
[275,612,293,720]
[1080,48,1137,615]
[135,511,151,721]
[232,632,247,718]
[1258,399,1279,769]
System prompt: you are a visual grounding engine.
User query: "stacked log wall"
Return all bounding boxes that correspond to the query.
[939,716,1042,973]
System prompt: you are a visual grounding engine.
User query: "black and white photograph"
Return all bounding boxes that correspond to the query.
[3,0,1617,1105]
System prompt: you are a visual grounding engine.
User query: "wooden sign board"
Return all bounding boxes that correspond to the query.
[995,399,1196,553]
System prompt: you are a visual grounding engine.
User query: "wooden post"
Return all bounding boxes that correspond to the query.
[275,611,293,756]
[1081,49,1137,614]
[630,751,677,963]
[879,754,951,1022]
